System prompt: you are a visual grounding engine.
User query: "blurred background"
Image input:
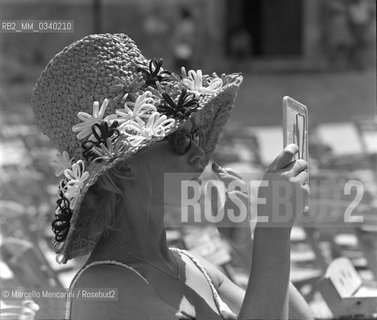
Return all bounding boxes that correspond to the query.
[0,0,376,319]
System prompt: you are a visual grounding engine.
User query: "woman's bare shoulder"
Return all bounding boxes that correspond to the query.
[70,263,177,320]
[180,250,226,288]
[73,262,149,288]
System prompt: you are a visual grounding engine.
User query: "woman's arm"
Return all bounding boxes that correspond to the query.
[238,228,291,319]
[209,144,313,319]
[216,268,314,320]
[193,246,314,320]
[222,229,313,320]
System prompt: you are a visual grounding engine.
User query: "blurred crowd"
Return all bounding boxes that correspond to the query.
[323,0,376,70]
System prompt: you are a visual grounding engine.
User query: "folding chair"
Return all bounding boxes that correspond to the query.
[318,257,377,318]
[0,299,39,320]
[355,222,377,281]
[0,201,64,288]
[0,237,66,319]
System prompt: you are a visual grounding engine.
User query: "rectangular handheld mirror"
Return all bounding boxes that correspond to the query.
[283,96,308,161]
[283,96,309,212]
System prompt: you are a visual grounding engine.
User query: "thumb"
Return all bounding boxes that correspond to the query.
[212,163,246,190]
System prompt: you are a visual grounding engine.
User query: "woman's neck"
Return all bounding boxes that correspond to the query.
[90,184,173,265]
[105,218,171,262]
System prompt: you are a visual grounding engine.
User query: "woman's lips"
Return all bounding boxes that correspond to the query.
[195,157,209,170]
[190,177,202,184]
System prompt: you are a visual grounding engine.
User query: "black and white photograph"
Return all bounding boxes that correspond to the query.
[0,0,376,319]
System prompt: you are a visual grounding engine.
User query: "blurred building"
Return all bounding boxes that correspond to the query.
[208,0,375,71]
[0,0,375,77]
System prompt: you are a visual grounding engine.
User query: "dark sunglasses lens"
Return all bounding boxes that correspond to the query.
[172,134,191,154]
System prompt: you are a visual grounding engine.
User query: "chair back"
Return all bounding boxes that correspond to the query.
[324,257,362,298]
[0,238,66,319]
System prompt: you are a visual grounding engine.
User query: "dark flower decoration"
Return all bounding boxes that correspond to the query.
[137,58,171,87]
[82,121,120,161]
[52,184,73,245]
[157,88,199,120]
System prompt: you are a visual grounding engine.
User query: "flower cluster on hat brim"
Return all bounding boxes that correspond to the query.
[50,66,243,264]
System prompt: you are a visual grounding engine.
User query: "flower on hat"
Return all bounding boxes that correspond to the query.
[181,68,223,95]
[51,151,73,177]
[212,72,243,86]
[72,99,117,140]
[157,88,199,120]
[137,58,171,87]
[62,160,89,209]
[122,112,175,147]
[52,180,73,247]
[91,137,131,162]
[91,121,120,144]
[81,121,121,161]
[110,75,144,104]
[116,91,157,125]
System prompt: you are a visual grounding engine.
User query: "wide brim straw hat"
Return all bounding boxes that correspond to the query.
[31,33,243,264]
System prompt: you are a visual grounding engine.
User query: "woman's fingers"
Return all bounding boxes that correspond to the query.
[283,159,308,177]
[268,144,299,171]
[291,159,308,173]
[212,162,247,190]
[291,171,310,186]
[212,162,223,173]
[222,168,243,180]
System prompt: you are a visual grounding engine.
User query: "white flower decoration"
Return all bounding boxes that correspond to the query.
[116,91,157,125]
[51,151,72,177]
[182,69,223,95]
[122,112,175,147]
[126,135,148,147]
[63,160,89,209]
[91,137,130,162]
[72,99,117,140]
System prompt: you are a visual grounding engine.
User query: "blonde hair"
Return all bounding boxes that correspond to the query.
[80,161,129,237]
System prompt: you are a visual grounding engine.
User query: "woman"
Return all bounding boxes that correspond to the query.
[31,33,313,319]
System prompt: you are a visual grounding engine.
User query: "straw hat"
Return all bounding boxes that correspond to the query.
[31,33,243,264]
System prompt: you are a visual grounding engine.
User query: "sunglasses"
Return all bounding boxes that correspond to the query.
[165,128,201,155]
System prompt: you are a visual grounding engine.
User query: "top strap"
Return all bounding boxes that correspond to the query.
[173,248,235,319]
[65,249,235,319]
[65,259,149,319]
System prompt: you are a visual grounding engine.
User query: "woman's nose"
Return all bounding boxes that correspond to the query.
[188,141,206,168]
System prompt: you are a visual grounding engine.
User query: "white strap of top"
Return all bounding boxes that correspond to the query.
[65,249,234,319]
[65,260,148,319]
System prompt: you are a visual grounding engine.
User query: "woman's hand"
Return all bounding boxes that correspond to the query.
[209,162,253,249]
[257,143,309,231]
[206,143,309,247]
